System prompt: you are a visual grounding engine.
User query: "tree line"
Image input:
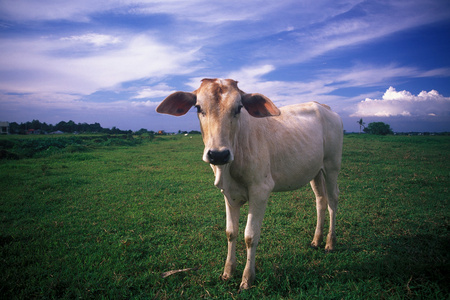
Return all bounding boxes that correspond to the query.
[8,120,140,135]
[7,120,203,136]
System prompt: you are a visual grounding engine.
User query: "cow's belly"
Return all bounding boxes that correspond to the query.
[270,157,322,192]
[272,167,320,192]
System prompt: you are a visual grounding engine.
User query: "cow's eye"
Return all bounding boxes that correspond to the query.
[195,105,204,115]
[234,105,243,117]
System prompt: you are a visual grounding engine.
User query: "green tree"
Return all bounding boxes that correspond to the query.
[55,121,67,132]
[9,122,20,134]
[67,120,76,132]
[135,128,149,135]
[90,122,103,132]
[363,122,393,135]
[30,119,42,130]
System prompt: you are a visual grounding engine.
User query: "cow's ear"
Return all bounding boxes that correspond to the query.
[156,92,197,116]
[241,93,281,118]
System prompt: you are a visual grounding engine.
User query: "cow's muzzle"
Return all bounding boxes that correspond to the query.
[207,149,231,165]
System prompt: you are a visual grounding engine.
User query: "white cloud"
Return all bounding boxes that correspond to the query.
[227,65,275,85]
[0,0,298,25]
[0,34,200,95]
[185,64,276,91]
[333,65,450,87]
[206,65,341,107]
[351,87,450,117]
[60,34,121,47]
[224,65,405,105]
[133,0,265,24]
[132,83,176,99]
[0,1,370,64]
[251,1,450,66]
[332,65,418,86]
[0,0,116,22]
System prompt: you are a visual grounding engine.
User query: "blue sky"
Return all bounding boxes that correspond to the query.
[0,0,449,133]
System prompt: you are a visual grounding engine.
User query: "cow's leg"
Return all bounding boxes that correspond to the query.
[240,194,269,290]
[310,171,328,249]
[222,196,241,281]
[324,170,339,251]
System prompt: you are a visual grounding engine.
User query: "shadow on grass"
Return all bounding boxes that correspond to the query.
[367,233,450,295]
[252,230,449,298]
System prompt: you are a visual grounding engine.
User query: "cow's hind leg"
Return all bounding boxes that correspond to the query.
[324,169,339,251]
[310,171,328,249]
[222,196,241,281]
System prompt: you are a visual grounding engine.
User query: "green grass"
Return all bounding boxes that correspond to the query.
[1,134,449,299]
[0,133,152,159]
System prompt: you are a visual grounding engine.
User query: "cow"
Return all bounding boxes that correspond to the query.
[156,78,343,290]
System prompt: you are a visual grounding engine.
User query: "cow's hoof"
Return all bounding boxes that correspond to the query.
[310,243,320,250]
[324,246,335,253]
[239,282,251,292]
[239,281,252,292]
[325,242,336,252]
[221,273,232,281]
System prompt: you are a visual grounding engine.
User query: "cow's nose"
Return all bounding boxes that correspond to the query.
[207,150,231,165]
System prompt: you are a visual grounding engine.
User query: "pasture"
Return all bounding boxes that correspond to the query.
[0,134,449,299]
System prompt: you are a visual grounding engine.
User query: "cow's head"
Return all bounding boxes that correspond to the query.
[156,78,280,165]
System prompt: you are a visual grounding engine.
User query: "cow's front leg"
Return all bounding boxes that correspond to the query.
[240,196,268,290]
[222,196,241,281]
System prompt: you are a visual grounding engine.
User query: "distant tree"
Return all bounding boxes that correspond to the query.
[17,122,28,134]
[41,122,52,133]
[90,122,103,132]
[135,128,149,135]
[9,122,20,134]
[79,122,89,132]
[67,120,76,132]
[364,122,393,135]
[357,118,365,134]
[30,119,42,130]
[55,121,67,132]
[110,126,121,134]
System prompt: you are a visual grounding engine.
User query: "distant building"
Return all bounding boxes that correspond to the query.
[27,129,42,135]
[0,121,9,135]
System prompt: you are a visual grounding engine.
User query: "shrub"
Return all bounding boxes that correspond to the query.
[364,122,394,135]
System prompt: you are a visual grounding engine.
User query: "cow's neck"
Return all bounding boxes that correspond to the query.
[212,163,248,205]
[211,113,250,202]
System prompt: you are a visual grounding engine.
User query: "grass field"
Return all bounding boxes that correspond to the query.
[1,134,449,299]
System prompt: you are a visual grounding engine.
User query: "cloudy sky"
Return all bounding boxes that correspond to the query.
[1,0,449,133]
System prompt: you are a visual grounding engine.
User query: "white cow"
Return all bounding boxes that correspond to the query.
[157,78,343,290]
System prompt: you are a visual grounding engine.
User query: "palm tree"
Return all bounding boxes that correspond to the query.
[357,118,365,134]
